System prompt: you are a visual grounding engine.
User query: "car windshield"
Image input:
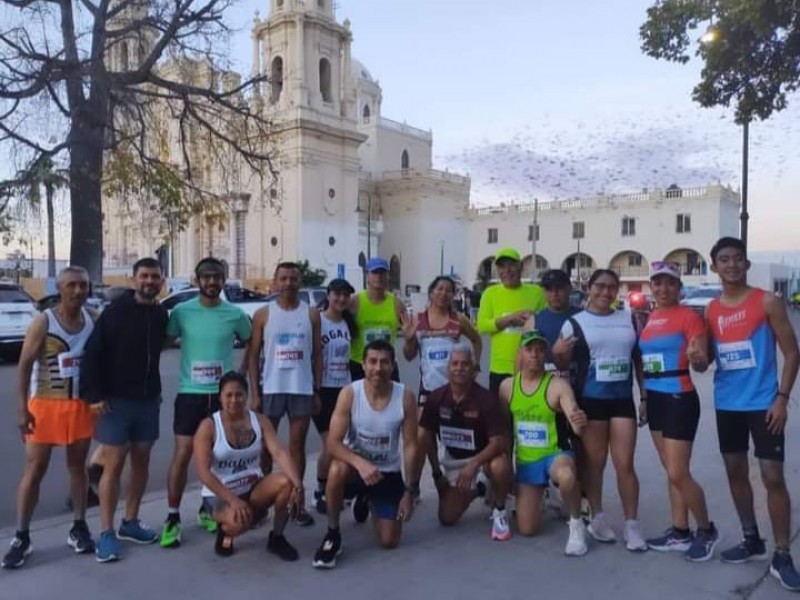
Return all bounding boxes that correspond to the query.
[685,288,722,299]
[0,288,34,303]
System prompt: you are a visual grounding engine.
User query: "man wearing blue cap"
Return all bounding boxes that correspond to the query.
[349,257,406,382]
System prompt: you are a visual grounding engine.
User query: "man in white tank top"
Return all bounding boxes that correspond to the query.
[3,267,98,569]
[248,262,321,527]
[312,340,419,569]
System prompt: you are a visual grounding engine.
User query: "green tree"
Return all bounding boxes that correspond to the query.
[297,260,327,287]
[640,0,800,123]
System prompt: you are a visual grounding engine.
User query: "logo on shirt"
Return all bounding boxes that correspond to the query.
[717,310,747,335]
[647,318,668,328]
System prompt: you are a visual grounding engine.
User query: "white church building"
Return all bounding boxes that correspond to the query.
[103,0,741,294]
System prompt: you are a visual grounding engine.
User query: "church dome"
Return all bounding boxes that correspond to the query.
[351,58,375,83]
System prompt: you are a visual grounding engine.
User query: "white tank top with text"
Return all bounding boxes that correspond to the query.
[262,300,313,395]
[345,380,405,472]
[321,314,351,389]
[201,410,263,497]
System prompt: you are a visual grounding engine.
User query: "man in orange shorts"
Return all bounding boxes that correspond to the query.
[2,266,98,569]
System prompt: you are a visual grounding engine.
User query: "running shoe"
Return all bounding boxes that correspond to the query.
[95,530,120,563]
[294,507,315,527]
[587,512,616,543]
[685,524,720,562]
[624,520,648,552]
[647,526,693,553]
[312,530,342,569]
[1,536,32,569]
[314,490,327,515]
[214,529,234,557]
[117,518,158,544]
[770,551,800,592]
[67,522,95,554]
[197,510,218,533]
[159,520,182,548]
[353,494,369,523]
[565,518,588,557]
[490,508,511,541]
[267,532,299,561]
[720,536,768,564]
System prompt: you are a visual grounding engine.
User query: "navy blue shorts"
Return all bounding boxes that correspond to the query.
[345,471,405,520]
[94,397,161,446]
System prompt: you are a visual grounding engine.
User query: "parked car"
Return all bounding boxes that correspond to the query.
[265,287,327,308]
[680,285,723,316]
[160,285,269,319]
[0,282,39,362]
[37,286,130,313]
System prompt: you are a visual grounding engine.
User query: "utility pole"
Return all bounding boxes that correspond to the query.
[530,198,539,282]
[741,119,749,250]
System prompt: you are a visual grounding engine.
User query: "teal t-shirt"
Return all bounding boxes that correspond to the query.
[167,297,252,394]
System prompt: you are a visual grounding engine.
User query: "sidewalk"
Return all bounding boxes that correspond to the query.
[2,442,797,600]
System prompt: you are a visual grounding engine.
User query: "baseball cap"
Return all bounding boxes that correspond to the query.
[520,330,548,347]
[327,278,355,294]
[540,269,571,289]
[649,260,682,280]
[494,247,521,263]
[366,256,389,272]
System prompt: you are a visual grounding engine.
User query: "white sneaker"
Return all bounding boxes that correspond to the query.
[565,518,588,556]
[587,512,617,543]
[490,508,511,541]
[624,519,648,552]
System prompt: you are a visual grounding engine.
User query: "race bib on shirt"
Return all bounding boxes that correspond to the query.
[425,345,451,366]
[191,361,224,385]
[596,358,630,382]
[440,426,476,452]
[276,348,304,369]
[642,353,665,374]
[357,430,391,466]
[364,327,391,344]
[718,341,757,371]
[516,421,549,448]
[57,351,83,379]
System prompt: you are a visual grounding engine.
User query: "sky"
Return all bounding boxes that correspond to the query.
[5,0,799,259]
[226,0,797,254]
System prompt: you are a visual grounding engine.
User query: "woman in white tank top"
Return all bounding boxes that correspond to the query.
[193,372,305,558]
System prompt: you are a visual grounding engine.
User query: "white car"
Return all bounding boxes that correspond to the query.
[680,285,723,316]
[160,285,269,320]
[0,282,39,362]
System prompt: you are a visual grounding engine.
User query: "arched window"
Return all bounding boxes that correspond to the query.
[362,104,371,123]
[401,149,410,170]
[319,58,332,103]
[120,42,129,71]
[270,56,283,103]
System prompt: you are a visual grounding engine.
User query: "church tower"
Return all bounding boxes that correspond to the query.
[248,0,366,283]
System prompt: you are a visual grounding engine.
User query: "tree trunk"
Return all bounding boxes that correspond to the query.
[45,183,56,278]
[69,124,105,283]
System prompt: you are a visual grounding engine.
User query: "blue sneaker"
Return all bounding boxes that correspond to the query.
[647,526,692,552]
[685,523,720,562]
[770,551,800,591]
[720,536,768,564]
[118,519,158,545]
[95,530,120,563]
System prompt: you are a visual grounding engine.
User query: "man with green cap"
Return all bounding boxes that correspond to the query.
[477,248,547,401]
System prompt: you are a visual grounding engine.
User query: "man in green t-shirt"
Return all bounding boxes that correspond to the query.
[477,247,547,400]
[159,257,252,548]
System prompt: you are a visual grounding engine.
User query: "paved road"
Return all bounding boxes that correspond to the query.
[0,345,429,528]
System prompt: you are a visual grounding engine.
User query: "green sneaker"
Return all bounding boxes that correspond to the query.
[159,521,181,548]
[197,511,218,533]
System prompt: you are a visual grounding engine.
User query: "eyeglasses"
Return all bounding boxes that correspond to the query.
[650,261,681,272]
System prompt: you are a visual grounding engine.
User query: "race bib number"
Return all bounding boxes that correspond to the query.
[718,341,757,371]
[365,327,391,344]
[224,473,260,496]
[596,358,630,382]
[517,421,549,448]
[426,346,450,366]
[191,361,223,385]
[642,353,665,374]
[440,426,476,452]
[277,348,304,369]
[501,312,522,334]
[357,430,391,466]
[57,351,83,379]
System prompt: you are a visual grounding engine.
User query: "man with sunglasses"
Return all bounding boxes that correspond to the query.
[159,257,252,548]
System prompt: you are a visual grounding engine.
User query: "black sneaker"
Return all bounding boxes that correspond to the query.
[267,532,299,562]
[314,490,327,515]
[720,536,768,564]
[353,494,369,524]
[294,507,315,527]
[312,530,342,569]
[1,537,32,569]
[771,551,800,591]
[67,523,95,554]
[214,529,234,557]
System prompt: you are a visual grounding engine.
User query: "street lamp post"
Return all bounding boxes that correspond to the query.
[530,198,539,282]
[741,119,750,250]
[439,241,444,275]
